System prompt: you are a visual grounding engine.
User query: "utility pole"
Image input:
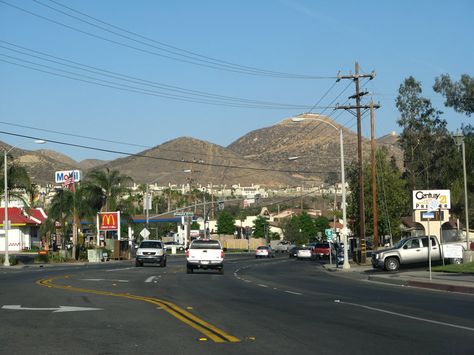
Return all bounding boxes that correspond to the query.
[336,62,379,263]
[370,98,379,250]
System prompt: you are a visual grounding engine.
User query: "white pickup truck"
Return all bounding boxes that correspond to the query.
[371,235,464,271]
[186,239,224,274]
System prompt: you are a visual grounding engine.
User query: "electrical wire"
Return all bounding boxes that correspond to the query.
[0,130,339,175]
[1,55,328,110]
[1,0,336,79]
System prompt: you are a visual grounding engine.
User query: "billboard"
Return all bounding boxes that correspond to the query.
[98,212,120,231]
[55,170,81,184]
[412,190,451,210]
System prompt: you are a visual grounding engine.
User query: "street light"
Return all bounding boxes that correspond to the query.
[291,116,350,269]
[453,129,470,254]
[3,140,46,266]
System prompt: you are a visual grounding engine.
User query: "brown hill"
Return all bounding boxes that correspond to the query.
[78,159,107,170]
[97,137,297,187]
[4,146,80,185]
[227,113,402,185]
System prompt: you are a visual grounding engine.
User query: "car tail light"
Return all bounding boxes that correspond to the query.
[186,250,189,257]
[221,251,224,258]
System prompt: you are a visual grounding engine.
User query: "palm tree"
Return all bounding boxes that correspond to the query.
[83,168,132,212]
[0,158,32,205]
[46,185,96,258]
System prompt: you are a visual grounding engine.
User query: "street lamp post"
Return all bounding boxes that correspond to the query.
[3,140,46,266]
[291,116,350,269]
[453,130,470,253]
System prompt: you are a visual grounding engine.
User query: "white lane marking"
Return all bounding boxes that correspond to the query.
[334,300,474,332]
[106,267,135,272]
[2,305,103,313]
[145,276,158,283]
[257,284,268,288]
[81,279,128,283]
[285,291,303,296]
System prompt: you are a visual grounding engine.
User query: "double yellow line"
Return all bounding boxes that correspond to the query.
[37,276,240,343]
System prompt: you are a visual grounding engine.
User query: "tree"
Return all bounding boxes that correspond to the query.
[281,216,305,245]
[216,210,235,235]
[82,168,132,212]
[0,157,31,205]
[433,74,474,116]
[313,216,330,238]
[253,215,269,239]
[396,76,456,191]
[298,212,316,241]
[46,185,96,257]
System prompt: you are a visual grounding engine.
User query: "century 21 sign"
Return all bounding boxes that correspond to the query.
[412,190,451,210]
[98,212,120,230]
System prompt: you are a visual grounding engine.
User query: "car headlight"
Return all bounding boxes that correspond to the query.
[376,253,382,259]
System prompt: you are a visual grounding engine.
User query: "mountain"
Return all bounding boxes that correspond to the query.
[11,147,79,185]
[4,115,402,187]
[97,137,297,187]
[227,113,402,185]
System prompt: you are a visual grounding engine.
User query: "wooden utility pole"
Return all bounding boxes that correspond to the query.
[370,98,379,250]
[336,62,379,263]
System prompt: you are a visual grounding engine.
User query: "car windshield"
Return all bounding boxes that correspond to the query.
[257,246,268,250]
[140,241,162,248]
[191,240,221,249]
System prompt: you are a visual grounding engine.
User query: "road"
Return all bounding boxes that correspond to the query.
[1,253,473,355]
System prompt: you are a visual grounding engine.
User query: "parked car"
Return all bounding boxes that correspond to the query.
[313,242,331,259]
[255,246,275,258]
[288,246,300,258]
[274,240,294,253]
[372,235,464,271]
[135,240,167,267]
[296,246,313,260]
[164,241,185,251]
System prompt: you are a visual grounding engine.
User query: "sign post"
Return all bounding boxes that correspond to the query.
[325,229,333,265]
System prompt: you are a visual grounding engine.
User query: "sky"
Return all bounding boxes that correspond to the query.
[0,0,472,162]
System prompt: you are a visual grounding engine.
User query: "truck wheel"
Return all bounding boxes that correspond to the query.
[135,260,142,267]
[187,266,193,274]
[384,257,400,271]
[219,268,224,275]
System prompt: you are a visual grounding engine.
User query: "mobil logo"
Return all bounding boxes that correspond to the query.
[55,170,81,183]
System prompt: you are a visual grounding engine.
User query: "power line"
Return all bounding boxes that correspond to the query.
[2,0,336,79]
[1,56,328,110]
[0,130,338,175]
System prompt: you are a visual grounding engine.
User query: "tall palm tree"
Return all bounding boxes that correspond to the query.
[0,158,31,205]
[46,185,96,258]
[83,168,132,212]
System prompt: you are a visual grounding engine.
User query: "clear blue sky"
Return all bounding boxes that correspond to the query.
[1,0,472,162]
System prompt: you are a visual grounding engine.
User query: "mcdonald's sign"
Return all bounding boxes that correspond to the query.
[98,212,120,231]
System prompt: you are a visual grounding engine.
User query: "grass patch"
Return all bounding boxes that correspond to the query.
[432,262,474,273]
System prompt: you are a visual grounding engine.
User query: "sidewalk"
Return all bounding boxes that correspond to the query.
[324,262,474,295]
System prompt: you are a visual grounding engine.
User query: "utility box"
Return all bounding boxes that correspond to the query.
[112,240,130,260]
[87,249,102,262]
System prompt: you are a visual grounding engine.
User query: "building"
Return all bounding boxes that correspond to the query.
[0,207,47,251]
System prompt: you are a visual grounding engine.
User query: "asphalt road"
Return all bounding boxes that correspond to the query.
[1,254,474,355]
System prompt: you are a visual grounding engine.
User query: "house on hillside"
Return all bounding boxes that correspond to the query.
[0,207,47,251]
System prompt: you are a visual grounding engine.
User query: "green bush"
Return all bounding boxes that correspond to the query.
[0,255,18,265]
[34,253,49,263]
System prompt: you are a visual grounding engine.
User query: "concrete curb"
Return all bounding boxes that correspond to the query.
[368,275,474,294]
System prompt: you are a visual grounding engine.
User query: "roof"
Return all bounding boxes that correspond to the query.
[0,207,47,226]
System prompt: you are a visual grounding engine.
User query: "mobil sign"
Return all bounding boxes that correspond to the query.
[55,170,81,183]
